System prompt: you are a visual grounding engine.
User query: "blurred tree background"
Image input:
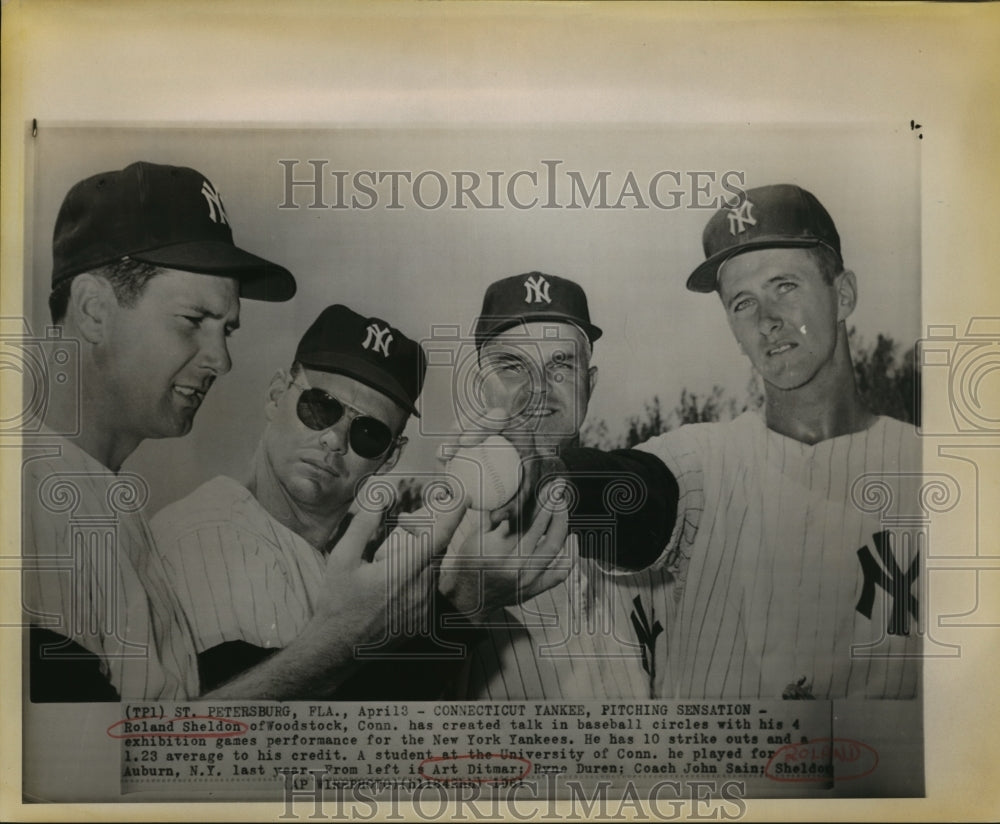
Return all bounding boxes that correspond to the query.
[580,327,919,449]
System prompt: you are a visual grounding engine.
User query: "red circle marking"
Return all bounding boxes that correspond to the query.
[419,752,532,784]
[765,737,879,783]
[107,715,250,740]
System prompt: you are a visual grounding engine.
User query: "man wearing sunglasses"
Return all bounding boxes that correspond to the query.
[151,304,473,694]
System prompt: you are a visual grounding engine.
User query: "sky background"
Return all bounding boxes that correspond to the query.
[27,125,920,513]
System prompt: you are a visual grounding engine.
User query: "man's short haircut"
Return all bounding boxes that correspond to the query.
[48,258,162,323]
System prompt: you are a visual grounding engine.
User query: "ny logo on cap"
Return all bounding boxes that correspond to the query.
[727,198,757,235]
[524,274,552,304]
[362,323,393,358]
[200,180,230,226]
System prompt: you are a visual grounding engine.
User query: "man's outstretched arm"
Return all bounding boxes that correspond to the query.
[557,446,679,570]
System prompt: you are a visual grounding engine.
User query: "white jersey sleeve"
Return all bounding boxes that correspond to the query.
[23,437,198,700]
[152,476,326,653]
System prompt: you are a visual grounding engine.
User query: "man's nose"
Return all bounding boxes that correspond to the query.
[319,418,350,454]
[757,301,783,337]
[199,330,233,376]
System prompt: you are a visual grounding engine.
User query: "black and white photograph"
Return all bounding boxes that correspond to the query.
[3,2,999,821]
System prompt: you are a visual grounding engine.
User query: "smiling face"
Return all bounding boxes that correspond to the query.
[478,321,596,447]
[262,367,408,511]
[718,247,854,392]
[98,267,240,441]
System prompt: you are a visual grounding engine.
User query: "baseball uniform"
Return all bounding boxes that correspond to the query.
[23,434,199,700]
[461,548,666,699]
[152,475,326,655]
[635,410,922,700]
[154,475,474,697]
[447,488,670,700]
[452,272,680,699]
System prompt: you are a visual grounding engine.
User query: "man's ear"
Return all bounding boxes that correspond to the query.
[376,435,407,474]
[69,273,115,344]
[835,270,858,322]
[587,365,599,397]
[265,369,292,421]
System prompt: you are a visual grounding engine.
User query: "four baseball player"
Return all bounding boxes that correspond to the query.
[24,164,921,703]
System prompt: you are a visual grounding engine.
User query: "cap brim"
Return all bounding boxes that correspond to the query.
[296,353,420,417]
[686,236,826,293]
[475,314,604,347]
[132,241,296,302]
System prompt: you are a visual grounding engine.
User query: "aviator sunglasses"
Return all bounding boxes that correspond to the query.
[292,380,396,459]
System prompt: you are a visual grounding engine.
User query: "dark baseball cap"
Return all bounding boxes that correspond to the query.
[52,161,296,301]
[294,305,427,417]
[686,183,842,293]
[473,272,603,349]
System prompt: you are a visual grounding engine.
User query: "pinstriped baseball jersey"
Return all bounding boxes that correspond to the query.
[23,435,199,700]
[637,411,922,700]
[449,513,662,699]
[151,476,326,653]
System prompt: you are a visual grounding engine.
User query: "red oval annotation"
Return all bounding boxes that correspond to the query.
[419,753,532,784]
[765,737,879,783]
[106,715,250,740]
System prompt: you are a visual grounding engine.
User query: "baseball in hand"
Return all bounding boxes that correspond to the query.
[446,435,523,511]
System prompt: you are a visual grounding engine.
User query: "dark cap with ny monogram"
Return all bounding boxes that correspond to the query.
[294,304,427,416]
[52,161,296,301]
[473,271,603,349]
[687,183,842,293]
